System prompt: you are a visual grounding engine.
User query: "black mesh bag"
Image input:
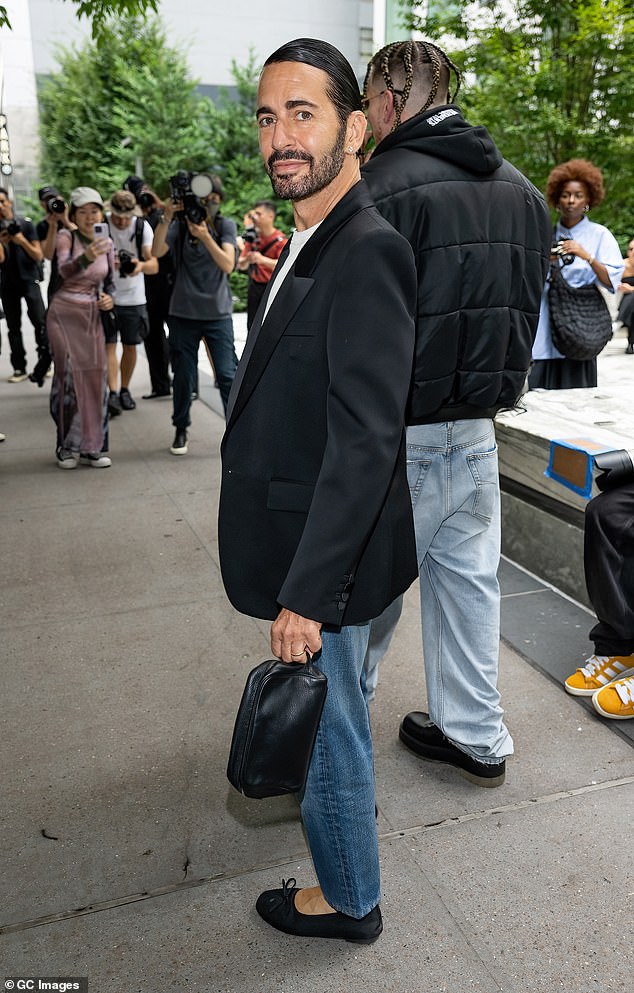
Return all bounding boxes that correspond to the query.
[548,263,613,361]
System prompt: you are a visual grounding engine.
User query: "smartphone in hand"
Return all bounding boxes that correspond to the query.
[93,222,109,239]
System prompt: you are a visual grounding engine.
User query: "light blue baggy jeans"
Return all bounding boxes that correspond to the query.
[364,419,513,763]
[300,623,380,918]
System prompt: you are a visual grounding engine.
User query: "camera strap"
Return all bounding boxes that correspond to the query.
[258,234,284,256]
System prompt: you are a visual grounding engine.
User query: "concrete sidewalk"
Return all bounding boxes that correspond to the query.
[1,331,633,993]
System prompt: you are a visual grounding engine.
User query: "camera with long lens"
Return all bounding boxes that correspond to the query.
[0,218,21,236]
[122,175,155,212]
[169,170,214,225]
[242,226,257,245]
[45,194,66,214]
[118,249,136,278]
[552,240,575,265]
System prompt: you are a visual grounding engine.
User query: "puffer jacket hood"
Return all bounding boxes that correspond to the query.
[370,105,503,176]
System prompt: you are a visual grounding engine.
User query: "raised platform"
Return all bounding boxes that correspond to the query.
[496,329,633,604]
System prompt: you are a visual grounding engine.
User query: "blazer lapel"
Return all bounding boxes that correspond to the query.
[226,272,314,429]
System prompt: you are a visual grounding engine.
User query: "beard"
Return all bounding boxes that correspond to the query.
[266,122,347,202]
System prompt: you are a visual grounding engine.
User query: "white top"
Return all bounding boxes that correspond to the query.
[107,215,154,307]
[262,221,322,322]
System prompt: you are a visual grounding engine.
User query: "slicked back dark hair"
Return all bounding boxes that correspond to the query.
[263,37,362,126]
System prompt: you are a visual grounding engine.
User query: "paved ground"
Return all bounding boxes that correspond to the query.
[1,319,633,993]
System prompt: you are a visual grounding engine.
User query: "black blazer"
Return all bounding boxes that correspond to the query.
[218,180,418,627]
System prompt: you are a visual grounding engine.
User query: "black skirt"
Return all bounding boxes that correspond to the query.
[528,357,597,390]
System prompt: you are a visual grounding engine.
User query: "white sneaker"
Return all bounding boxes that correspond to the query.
[79,452,112,468]
[56,449,79,469]
[8,370,28,383]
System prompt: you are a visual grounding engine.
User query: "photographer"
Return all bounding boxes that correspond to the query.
[106,189,158,413]
[152,172,238,456]
[32,186,75,385]
[0,187,49,383]
[237,200,287,328]
[123,175,173,398]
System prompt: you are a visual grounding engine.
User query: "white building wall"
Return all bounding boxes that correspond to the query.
[29,0,374,84]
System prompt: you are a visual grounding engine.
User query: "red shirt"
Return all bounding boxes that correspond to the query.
[240,228,287,284]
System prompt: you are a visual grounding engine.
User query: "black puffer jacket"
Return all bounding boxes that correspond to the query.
[362,106,551,423]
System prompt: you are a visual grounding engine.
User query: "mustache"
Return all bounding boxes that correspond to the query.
[267,149,313,170]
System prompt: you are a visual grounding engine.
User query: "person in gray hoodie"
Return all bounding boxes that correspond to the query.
[361,40,551,786]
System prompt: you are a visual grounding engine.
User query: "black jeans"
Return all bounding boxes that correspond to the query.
[585,480,634,655]
[168,314,237,427]
[144,276,172,394]
[1,278,49,373]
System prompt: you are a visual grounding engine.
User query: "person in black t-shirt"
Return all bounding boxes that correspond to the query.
[0,187,49,383]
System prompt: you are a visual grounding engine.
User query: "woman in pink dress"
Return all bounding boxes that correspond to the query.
[47,186,115,468]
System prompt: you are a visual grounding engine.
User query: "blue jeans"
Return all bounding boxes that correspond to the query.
[300,624,380,918]
[168,315,237,427]
[364,419,513,763]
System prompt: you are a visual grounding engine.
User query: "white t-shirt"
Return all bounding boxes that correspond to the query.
[108,215,153,307]
[262,221,322,323]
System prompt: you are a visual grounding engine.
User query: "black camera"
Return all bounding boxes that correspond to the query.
[45,195,66,214]
[242,226,257,245]
[0,219,21,236]
[118,249,136,277]
[552,240,575,265]
[123,175,155,212]
[169,170,214,225]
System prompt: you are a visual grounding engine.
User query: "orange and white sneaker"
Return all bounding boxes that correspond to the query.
[592,676,634,719]
[564,654,634,696]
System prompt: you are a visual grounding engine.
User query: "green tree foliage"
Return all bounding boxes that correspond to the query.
[401,0,634,244]
[39,17,211,196]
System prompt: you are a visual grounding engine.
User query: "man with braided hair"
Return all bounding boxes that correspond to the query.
[361,39,551,786]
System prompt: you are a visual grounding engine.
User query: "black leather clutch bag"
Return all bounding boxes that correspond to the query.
[227,657,328,799]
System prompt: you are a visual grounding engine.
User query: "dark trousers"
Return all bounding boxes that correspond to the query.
[247,279,268,330]
[168,314,237,428]
[144,279,172,394]
[585,480,634,655]
[1,278,49,373]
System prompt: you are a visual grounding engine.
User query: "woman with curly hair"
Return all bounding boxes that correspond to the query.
[529,158,623,390]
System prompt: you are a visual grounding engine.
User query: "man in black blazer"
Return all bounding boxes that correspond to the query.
[218,39,417,943]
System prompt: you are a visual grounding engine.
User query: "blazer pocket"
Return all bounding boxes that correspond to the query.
[285,320,319,335]
[267,478,315,513]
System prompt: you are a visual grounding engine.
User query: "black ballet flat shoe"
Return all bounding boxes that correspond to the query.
[255,878,382,944]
